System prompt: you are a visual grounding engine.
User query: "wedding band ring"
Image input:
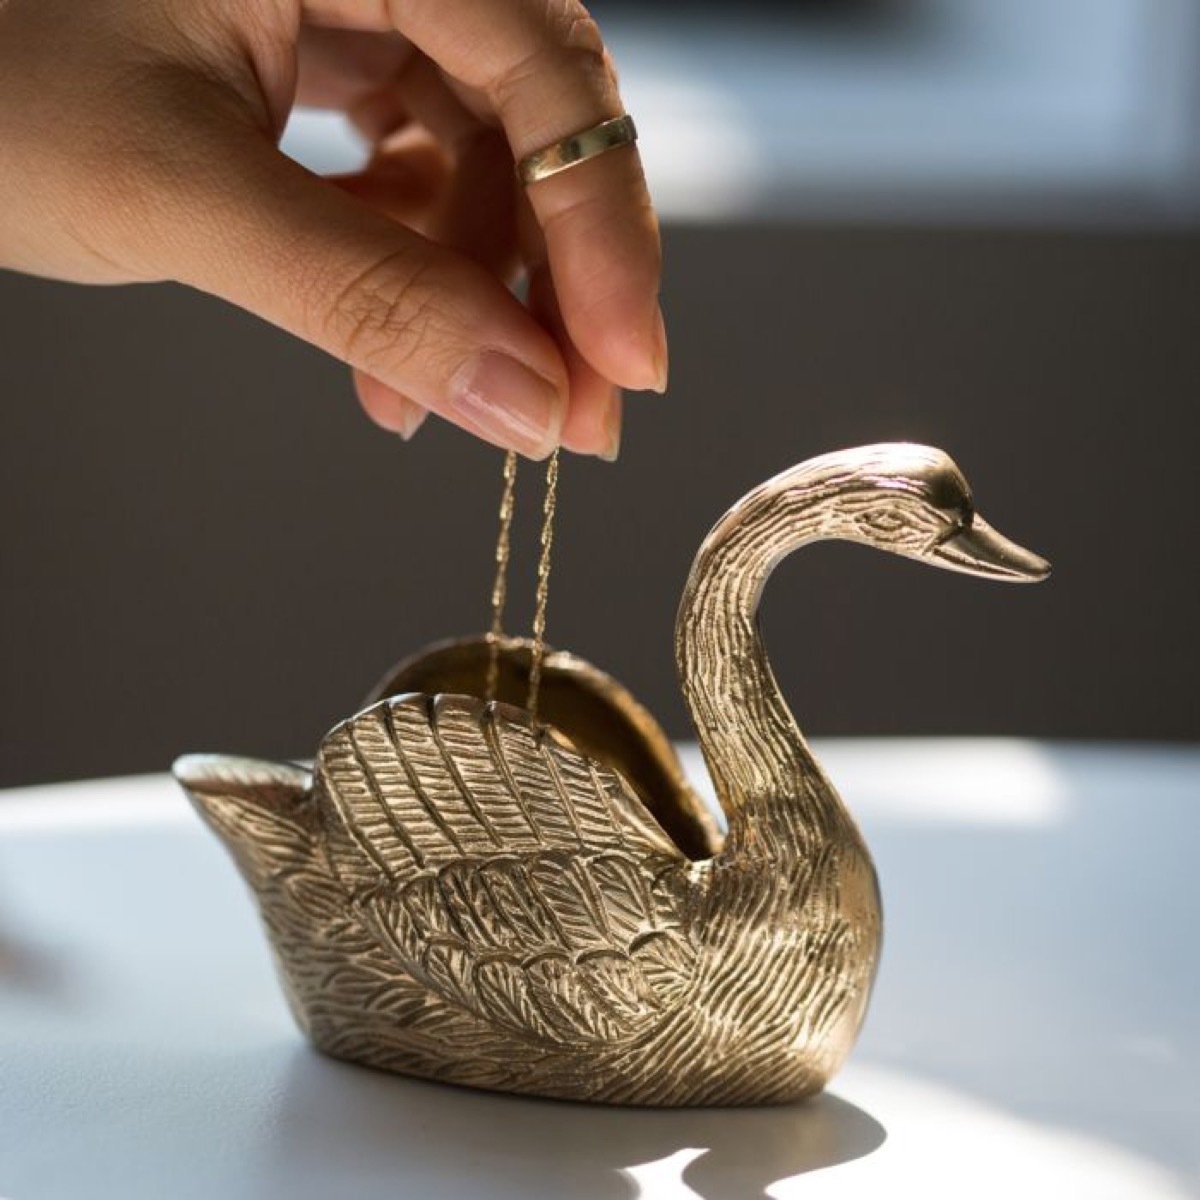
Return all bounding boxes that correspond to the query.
[517,115,638,185]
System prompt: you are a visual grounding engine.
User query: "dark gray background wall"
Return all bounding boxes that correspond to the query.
[2,224,1197,788]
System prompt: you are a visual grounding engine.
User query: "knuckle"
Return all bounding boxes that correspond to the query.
[491,7,615,112]
[561,36,614,98]
[558,10,608,61]
[556,10,614,93]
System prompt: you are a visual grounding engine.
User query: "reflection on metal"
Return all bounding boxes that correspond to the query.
[175,444,1048,1105]
[517,114,639,185]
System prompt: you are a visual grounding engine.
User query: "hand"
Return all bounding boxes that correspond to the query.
[0,0,667,459]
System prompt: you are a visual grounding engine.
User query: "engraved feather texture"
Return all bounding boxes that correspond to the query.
[176,444,1049,1105]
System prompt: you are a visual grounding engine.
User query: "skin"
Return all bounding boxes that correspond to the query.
[0,0,667,460]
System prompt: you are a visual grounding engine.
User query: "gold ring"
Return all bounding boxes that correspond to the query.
[517,115,638,185]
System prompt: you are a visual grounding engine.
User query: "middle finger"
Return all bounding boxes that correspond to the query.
[382,0,666,396]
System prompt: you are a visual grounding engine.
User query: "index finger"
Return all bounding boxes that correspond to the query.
[359,0,666,394]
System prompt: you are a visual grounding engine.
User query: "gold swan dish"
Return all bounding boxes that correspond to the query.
[175,443,1048,1106]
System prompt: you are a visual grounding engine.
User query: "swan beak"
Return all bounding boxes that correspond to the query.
[933,516,1051,582]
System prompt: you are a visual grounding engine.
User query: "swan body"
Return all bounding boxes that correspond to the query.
[176,444,1048,1106]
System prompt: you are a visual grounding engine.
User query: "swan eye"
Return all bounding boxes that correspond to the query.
[860,510,907,535]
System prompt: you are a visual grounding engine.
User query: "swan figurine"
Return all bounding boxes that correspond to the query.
[175,443,1048,1106]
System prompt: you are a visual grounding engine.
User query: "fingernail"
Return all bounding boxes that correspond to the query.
[396,400,428,442]
[449,351,563,458]
[373,394,428,440]
[599,387,623,462]
[651,304,668,393]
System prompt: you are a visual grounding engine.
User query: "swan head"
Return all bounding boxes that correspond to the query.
[816,443,1051,582]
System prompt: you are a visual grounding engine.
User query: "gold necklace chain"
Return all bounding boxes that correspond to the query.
[527,447,560,720]
[485,450,519,703]
[484,447,562,719]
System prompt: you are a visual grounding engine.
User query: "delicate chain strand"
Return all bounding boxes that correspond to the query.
[485,450,519,703]
[527,448,560,720]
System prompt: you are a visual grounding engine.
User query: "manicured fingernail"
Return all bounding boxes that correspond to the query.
[651,304,668,393]
[395,399,428,442]
[372,393,428,439]
[599,387,623,462]
[449,351,562,458]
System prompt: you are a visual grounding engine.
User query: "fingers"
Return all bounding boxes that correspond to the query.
[353,369,428,440]
[333,57,522,289]
[295,26,411,109]
[526,256,621,460]
[557,328,623,462]
[327,129,449,225]
[150,116,567,459]
[298,7,655,459]
[390,55,522,279]
[307,0,666,396]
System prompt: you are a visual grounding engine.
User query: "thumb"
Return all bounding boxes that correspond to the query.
[142,123,567,459]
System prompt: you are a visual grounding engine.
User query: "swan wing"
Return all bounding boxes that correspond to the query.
[313,693,697,1049]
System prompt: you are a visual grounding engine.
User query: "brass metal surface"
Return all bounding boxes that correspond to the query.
[517,114,638,185]
[175,443,1049,1106]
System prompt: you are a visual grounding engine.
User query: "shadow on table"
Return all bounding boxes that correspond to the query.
[0,897,70,998]
[267,1049,886,1199]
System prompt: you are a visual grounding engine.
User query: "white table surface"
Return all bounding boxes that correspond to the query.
[2,741,1197,1199]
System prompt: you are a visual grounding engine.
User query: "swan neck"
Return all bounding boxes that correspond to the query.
[676,481,845,845]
